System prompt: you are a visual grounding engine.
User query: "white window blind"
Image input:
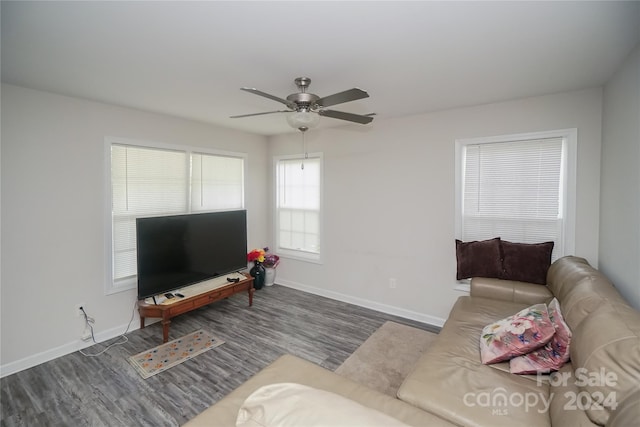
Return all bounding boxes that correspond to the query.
[111,145,188,283]
[191,153,244,212]
[461,137,565,259]
[109,141,245,292]
[275,155,322,261]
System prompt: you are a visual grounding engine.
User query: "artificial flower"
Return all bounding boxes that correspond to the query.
[261,247,280,268]
[247,248,265,263]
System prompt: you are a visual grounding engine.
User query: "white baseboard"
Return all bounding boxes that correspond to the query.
[2,283,447,378]
[0,321,141,378]
[275,279,447,328]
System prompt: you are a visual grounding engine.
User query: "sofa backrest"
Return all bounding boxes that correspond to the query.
[546,256,628,330]
[606,386,640,427]
[571,302,640,426]
[546,256,640,426]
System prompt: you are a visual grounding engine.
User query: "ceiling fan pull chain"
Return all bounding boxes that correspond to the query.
[301,131,306,170]
[299,126,309,170]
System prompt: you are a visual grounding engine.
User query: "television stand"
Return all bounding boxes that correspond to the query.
[137,273,254,343]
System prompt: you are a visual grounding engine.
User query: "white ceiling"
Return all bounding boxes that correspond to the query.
[2,1,639,136]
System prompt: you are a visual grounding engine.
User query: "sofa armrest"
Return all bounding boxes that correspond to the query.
[470,277,554,304]
[184,354,454,427]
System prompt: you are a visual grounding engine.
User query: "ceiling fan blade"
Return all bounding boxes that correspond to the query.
[230,110,290,118]
[318,109,374,124]
[240,87,296,109]
[315,88,369,108]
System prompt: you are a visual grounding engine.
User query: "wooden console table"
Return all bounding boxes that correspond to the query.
[138,274,254,343]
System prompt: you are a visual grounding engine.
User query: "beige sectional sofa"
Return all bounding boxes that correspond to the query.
[185,256,640,426]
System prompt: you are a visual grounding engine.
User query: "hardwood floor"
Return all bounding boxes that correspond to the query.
[1,285,439,427]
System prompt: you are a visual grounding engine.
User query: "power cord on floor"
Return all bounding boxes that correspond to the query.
[79,301,137,357]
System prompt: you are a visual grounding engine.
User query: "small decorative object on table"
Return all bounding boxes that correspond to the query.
[247,248,266,290]
[262,247,280,287]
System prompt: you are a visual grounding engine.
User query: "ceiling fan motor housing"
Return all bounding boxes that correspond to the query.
[287,92,320,111]
[294,77,312,90]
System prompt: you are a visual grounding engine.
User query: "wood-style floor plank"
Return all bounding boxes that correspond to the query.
[1,285,439,426]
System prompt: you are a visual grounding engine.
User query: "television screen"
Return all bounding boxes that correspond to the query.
[136,210,247,300]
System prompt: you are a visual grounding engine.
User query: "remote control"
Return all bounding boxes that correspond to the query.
[226,277,240,283]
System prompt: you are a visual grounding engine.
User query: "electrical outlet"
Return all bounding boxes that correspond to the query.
[75,303,85,317]
[389,278,397,289]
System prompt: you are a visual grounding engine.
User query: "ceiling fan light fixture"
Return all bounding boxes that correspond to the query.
[286,110,320,130]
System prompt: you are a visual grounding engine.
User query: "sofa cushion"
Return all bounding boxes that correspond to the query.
[500,240,554,285]
[548,363,599,427]
[570,302,640,426]
[455,237,503,280]
[470,277,554,305]
[509,298,572,374]
[398,296,552,427]
[480,303,555,364]
[236,382,410,427]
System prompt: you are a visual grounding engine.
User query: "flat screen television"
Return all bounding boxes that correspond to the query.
[136,210,247,300]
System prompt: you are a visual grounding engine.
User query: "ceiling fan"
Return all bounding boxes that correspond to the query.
[230,77,374,130]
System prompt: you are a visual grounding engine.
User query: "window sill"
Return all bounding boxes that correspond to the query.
[105,279,136,296]
[454,280,470,293]
[277,250,322,265]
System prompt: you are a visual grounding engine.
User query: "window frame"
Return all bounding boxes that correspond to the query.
[104,136,247,295]
[454,128,577,260]
[273,153,324,264]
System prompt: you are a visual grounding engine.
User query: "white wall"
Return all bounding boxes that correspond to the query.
[600,45,640,310]
[0,83,608,375]
[269,88,603,324]
[0,84,269,374]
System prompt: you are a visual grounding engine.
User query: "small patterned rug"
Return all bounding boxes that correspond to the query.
[128,329,224,379]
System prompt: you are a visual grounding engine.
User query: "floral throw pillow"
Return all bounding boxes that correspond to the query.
[480,303,555,365]
[509,298,572,374]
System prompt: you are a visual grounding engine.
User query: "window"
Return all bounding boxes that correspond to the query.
[274,154,323,262]
[106,138,245,294]
[455,129,576,261]
[191,153,244,212]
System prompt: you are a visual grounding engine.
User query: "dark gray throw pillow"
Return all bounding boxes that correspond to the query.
[455,237,503,280]
[500,240,554,285]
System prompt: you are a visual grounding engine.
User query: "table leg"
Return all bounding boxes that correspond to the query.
[162,316,171,343]
[248,287,254,306]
